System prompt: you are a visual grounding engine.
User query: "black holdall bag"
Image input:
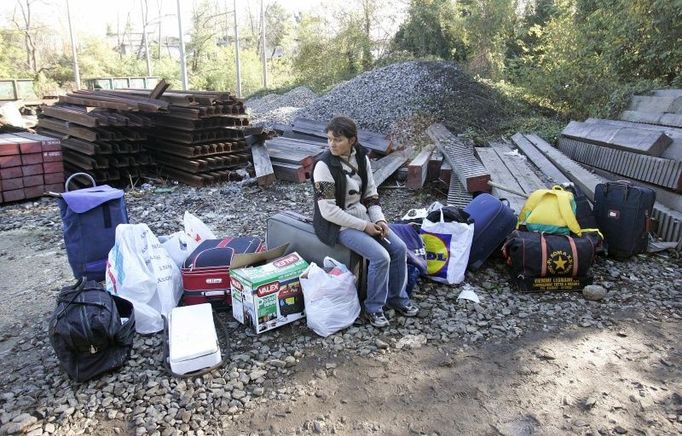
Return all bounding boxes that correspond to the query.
[49,280,136,382]
[502,230,599,292]
[593,181,655,259]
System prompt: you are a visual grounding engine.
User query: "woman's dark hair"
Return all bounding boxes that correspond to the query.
[325,116,357,140]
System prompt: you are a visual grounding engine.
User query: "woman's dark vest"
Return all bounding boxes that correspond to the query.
[311,144,369,246]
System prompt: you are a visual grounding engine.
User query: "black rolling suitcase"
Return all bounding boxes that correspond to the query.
[266,211,366,297]
[593,182,655,259]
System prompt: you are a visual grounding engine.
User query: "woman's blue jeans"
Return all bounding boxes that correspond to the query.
[338,228,410,313]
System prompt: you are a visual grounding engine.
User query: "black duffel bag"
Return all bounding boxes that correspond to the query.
[502,230,600,291]
[49,279,136,382]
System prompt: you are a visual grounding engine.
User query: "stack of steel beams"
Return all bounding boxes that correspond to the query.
[36,92,162,186]
[110,89,252,186]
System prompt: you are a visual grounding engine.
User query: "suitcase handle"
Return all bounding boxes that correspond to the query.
[64,172,96,192]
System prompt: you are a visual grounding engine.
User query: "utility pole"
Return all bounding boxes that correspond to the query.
[66,0,81,89]
[176,0,189,90]
[141,0,152,77]
[233,0,242,97]
[260,0,268,89]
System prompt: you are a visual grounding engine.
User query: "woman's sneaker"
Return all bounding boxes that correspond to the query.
[388,302,419,317]
[364,310,389,328]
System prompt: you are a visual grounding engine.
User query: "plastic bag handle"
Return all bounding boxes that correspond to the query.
[64,172,96,192]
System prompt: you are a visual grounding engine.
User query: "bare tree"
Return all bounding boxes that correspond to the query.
[12,0,39,74]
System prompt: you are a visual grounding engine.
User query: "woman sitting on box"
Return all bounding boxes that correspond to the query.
[311,116,419,328]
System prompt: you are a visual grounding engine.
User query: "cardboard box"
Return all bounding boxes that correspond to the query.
[230,247,308,334]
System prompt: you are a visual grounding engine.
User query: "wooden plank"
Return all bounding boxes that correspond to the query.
[266,137,327,154]
[406,145,435,190]
[266,148,313,166]
[272,162,310,183]
[251,143,275,187]
[426,123,490,193]
[524,133,602,202]
[561,120,672,157]
[490,145,547,193]
[291,117,392,154]
[511,133,570,185]
[427,152,443,181]
[371,153,408,187]
[475,147,526,212]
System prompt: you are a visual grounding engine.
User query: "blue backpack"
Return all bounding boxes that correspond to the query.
[58,174,129,281]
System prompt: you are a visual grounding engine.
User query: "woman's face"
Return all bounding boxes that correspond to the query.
[326,131,355,157]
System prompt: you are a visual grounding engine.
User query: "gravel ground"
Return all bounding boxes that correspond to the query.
[0,60,680,436]
[0,179,681,436]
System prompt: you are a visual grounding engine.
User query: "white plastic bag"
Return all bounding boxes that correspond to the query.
[106,224,183,334]
[160,231,192,268]
[420,208,475,285]
[300,257,361,337]
[183,211,216,252]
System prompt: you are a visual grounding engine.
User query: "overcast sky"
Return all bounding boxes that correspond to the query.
[0,0,321,39]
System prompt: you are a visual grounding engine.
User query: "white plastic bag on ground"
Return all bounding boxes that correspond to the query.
[160,231,192,268]
[420,208,475,285]
[300,257,361,337]
[183,211,216,253]
[106,224,182,334]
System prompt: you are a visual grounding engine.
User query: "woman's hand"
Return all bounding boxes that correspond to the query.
[363,221,383,237]
[376,220,389,238]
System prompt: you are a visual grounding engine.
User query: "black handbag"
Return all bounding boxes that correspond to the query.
[502,230,599,291]
[49,280,136,382]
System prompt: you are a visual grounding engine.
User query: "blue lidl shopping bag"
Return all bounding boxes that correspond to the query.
[389,223,427,296]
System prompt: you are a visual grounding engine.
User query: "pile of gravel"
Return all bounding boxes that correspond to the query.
[0,180,681,435]
[246,86,317,126]
[297,61,510,136]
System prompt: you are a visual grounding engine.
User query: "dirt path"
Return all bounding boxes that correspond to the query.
[226,316,682,435]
